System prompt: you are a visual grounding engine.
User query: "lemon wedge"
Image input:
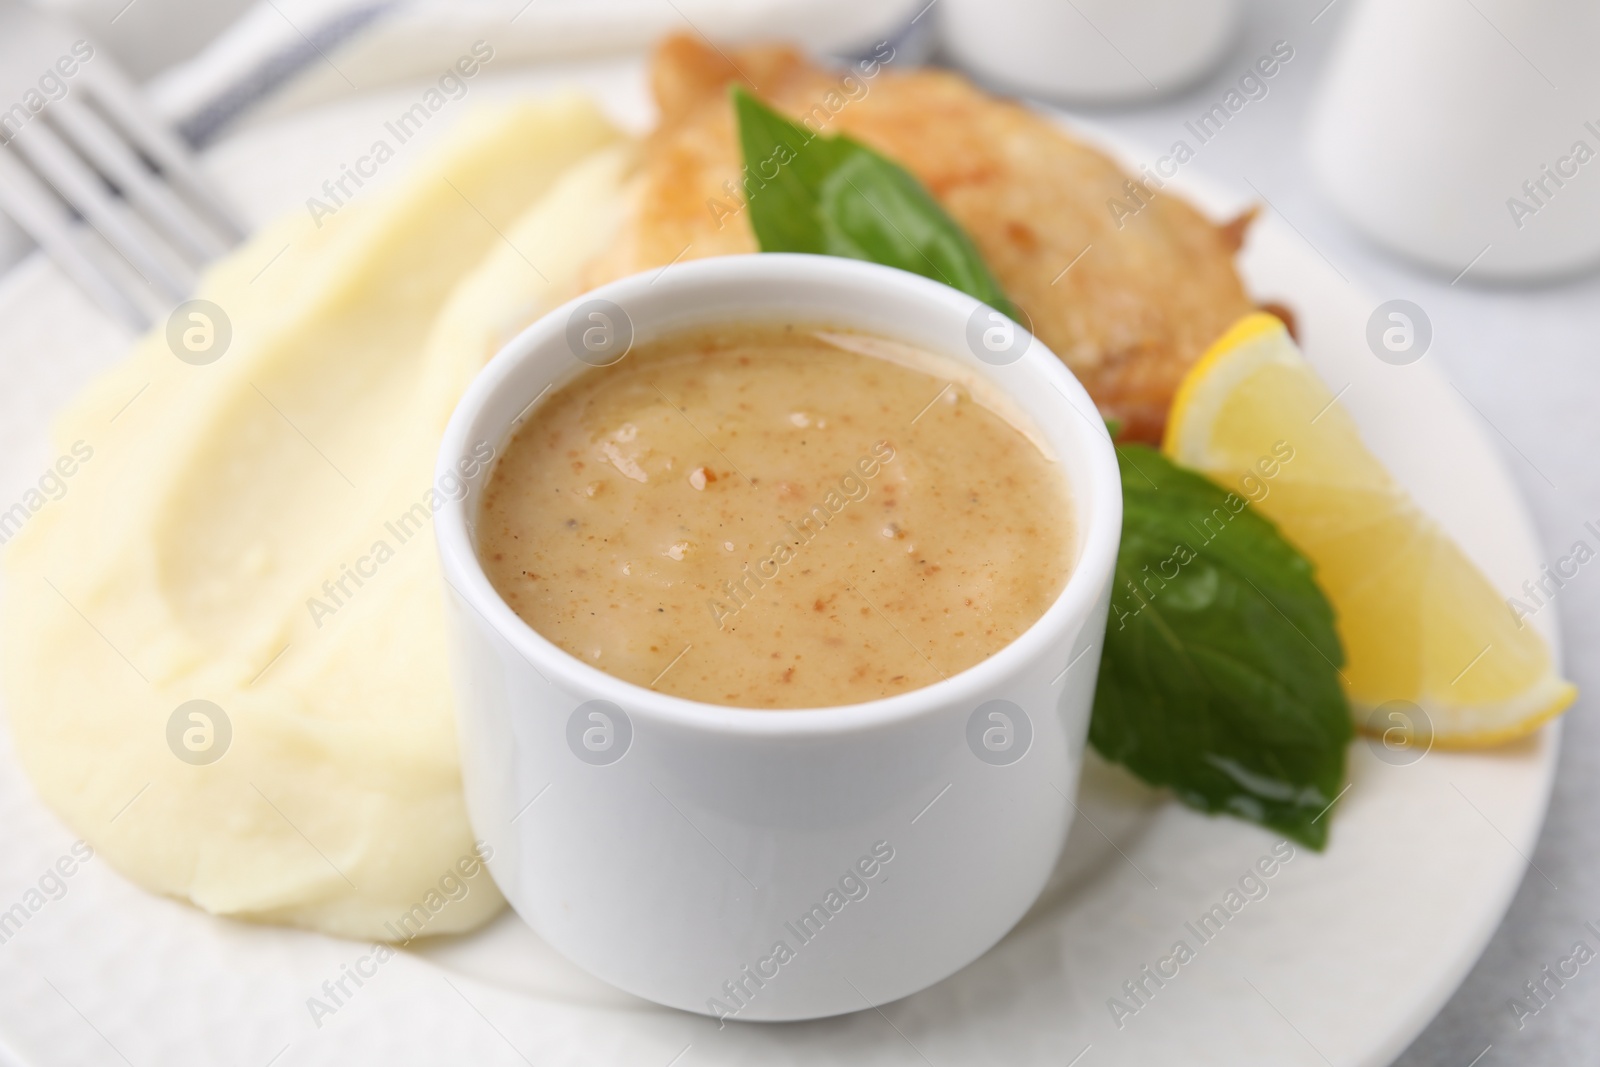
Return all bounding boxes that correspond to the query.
[1162,312,1575,747]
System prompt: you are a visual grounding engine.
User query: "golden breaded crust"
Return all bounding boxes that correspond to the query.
[584,36,1257,441]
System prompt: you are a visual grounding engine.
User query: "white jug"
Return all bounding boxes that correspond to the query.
[1308,0,1600,281]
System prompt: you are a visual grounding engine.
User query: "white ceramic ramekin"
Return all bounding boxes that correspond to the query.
[434,254,1120,1021]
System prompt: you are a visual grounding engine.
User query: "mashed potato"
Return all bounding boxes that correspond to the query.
[3,97,636,939]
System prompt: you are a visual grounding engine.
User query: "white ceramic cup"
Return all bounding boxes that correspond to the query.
[434,254,1121,1021]
[940,0,1243,104]
[1307,0,1600,280]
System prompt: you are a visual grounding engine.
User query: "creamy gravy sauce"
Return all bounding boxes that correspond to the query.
[479,325,1074,708]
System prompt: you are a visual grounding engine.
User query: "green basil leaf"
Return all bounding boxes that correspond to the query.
[733,88,1018,318]
[1090,445,1352,849]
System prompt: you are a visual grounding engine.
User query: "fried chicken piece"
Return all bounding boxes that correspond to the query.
[584,36,1258,442]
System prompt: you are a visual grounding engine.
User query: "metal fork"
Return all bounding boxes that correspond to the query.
[0,0,245,329]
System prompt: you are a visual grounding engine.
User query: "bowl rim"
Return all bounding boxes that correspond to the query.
[434,253,1122,739]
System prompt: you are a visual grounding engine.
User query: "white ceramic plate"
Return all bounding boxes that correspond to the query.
[0,58,1561,1067]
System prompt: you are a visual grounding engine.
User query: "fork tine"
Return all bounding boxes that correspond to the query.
[46,96,231,265]
[0,146,148,328]
[79,62,247,244]
[7,120,195,300]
